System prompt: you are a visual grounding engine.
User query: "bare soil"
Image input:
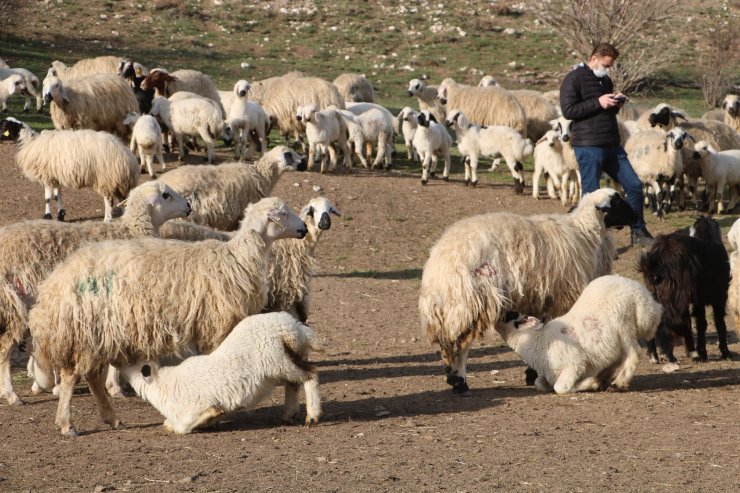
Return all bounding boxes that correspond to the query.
[0,142,738,493]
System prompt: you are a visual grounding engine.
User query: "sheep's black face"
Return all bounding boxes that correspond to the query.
[504,311,520,323]
[0,119,23,141]
[690,216,722,243]
[439,97,448,105]
[600,193,638,228]
[648,107,671,127]
[119,61,135,79]
[417,113,429,128]
[297,157,308,172]
[318,212,331,230]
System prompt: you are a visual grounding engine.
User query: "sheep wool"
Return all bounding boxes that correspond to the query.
[333,73,374,103]
[50,56,123,80]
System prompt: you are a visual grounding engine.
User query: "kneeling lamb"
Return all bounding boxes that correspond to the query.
[117,312,321,434]
[497,275,662,394]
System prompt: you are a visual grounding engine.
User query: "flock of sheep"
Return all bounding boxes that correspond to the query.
[0,54,738,436]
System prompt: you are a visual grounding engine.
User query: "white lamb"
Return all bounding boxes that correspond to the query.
[497,275,662,394]
[722,94,740,133]
[445,109,533,190]
[0,66,40,112]
[117,312,321,434]
[411,110,452,185]
[336,108,393,170]
[395,106,419,161]
[0,74,26,111]
[691,140,740,214]
[296,103,351,173]
[225,79,269,160]
[532,130,579,205]
[122,112,165,178]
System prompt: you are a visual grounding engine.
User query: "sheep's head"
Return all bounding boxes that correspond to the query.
[233,79,251,98]
[536,129,561,149]
[550,117,572,142]
[437,85,448,105]
[407,78,425,97]
[119,60,136,79]
[140,68,176,92]
[117,360,160,385]
[122,111,141,127]
[723,94,740,116]
[478,75,500,87]
[265,145,307,172]
[42,76,67,106]
[666,127,691,151]
[689,216,722,243]
[3,74,25,97]
[692,140,713,160]
[397,106,418,125]
[122,181,191,228]
[444,109,468,129]
[648,103,686,129]
[0,117,27,142]
[296,103,318,123]
[586,188,637,229]
[417,110,437,128]
[242,197,307,241]
[502,311,544,331]
[300,196,341,232]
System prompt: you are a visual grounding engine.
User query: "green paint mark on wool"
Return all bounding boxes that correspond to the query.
[76,271,115,297]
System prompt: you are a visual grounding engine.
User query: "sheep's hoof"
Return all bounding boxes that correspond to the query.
[696,349,708,361]
[61,427,79,437]
[430,172,436,178]
[465,179,471,187]
[446,374,470,394]
[524,367,538,386]
[56,209,65,222]
[720,350,734,361]
[442,176,449,182]
[22,108,29,113]
[108,420,126,430]
[43,213,52,220]
[421,179,428,186]
[304,416,319,427]
[471,180,478,188]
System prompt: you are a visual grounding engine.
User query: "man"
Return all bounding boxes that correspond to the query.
[560,42,654,246]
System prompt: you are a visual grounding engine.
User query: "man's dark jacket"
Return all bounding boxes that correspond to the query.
[559,64,621,147]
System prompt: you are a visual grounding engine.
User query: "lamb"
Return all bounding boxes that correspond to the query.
[445,109,532,190]
[437,78,527,137]
[333,73,374,103]
[531,129,579,205]
[639,216,733,363]
[0,74,25,111]
[42,74,139,138]
[159,146,305,230]
[0,181,191,405]
[496,275,662,394]
[225,79,270,161]
[395,106,419,161]
[412,110,452,185]
[118,60,154,114]
[723,94,740,134]
[0,117,139,222]
[149,95,223,164]
[49,56,123,80]
[336,108,394,170]
[122,112,165,178]
[0,66,41,112]
[406,78,446,123]
[691,140,740,214]
[139,68,224,115]
[296,104,351,173]
[419,188,637,393]
[117,312,321,434]
[509,89,560,141]
[28,196,308,436]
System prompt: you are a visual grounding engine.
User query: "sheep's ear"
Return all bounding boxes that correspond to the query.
[300,205,314,219]
[233,82,241,96]
[536,136,547,145]
[504,311,520,323]
[672,110,688,121]
[429,113,438,124]
[330,206,342,217]
[141,364,154,384]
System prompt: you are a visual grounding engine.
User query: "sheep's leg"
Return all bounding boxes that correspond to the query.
[547,175,559,201]
[534,375,553,392]
[531,165,542,199]
[445,346,471,394]
[372,134,387,170]
[22,95,33,112]
[53,189,65,222]
[307,143,316,171]
[693,305,708,361]
[105,365,124,398]
[103,197,113,223]
[156,145,166,172]
[717,181,726,214]
[326,144,338,173]
[463,156,471,184]
[467,154,478,186]
[553,367,579,394]
[442,148,451,182]
[611,341,640,390]
[0,341,23,405]
[86,366,124,430]
[340,137,352,169]
[55,368,81,436]
[355,138,369,168]
[727,185,740,213]
[144,152,156,178]
[574,376,601,392]
[282,383,301,423]
[713,302,733,360]
[197,127,215,164]
[303,373,321,426]
[420,154,431,185]
[175,133,186,161]
[43,186,53,219]
[646,338,660,364]
[187,406,224,433]
[406,140,413,160]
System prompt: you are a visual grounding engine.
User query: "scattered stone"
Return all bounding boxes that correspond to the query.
[312,185,322,192]
[662,362,680,373]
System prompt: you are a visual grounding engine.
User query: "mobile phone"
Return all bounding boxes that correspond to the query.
[612,95,628,102]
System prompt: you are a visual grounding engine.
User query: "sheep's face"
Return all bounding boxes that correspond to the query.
[444,109,463,128]
[5,75,25,97]
[689,216,722,243]
[119,361,160,385]
[647,104,686,128]
[233,79,251,98]
[666,128,689,150]
[140,69,174,92]
[42,77,66,106]
[0,117,24,141]
[139,182,192,227]
[417,110,436,128]
[407,79,424,97]
[296,104,318,123]
[301,197,341,231]
[593,190,638,228]
[503,311,544,331]
[119,60,136,79]
[437,85,448,105]
[266,203,308,240]
[267,145,306,172]
[401,108,419,125]
[692,141,710,160]
[551,117,572,142]
[537,130,561,148]
[723,95,740,116]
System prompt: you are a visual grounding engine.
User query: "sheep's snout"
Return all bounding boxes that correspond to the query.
[238,90,247,97]
[296,224,308,239]
[296,114,302,122]
[561,134,570,142]
[43,93,52,105]
[446,373,470,394]
[318,212,331,230]
[692,151,701,159]
[439,97,447,105]
[407,90,413,97]
[296,157,308,171]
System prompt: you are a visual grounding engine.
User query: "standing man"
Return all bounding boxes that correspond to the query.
[560,42,654,246]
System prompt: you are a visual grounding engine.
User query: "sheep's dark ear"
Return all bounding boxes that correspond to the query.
[663,141,667,153]
[504,311,520,323]
[429,113,438,123]
[723,101,728,110]
[330,206,342,216]
[141,365,151,378]
[672,111,688,121]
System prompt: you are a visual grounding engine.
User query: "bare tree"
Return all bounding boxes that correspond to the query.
[529,0,678,92]
[699,21,740,108]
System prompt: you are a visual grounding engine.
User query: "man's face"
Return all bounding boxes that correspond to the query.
[597,55,615,71]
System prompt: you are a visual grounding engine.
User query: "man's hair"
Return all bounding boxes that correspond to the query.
[591,42,619,59]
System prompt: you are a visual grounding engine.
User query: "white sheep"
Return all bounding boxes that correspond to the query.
[42,74,139,138]
[477,75,500,87]
[122,112,165,178]
[445,109,533,190]
[117,312,321,434]
[691,140,740,214]
[333,73,374,103]
[727,217,740,252]
[48,56,123,81]
[407,78,446,123]
[0,74,25,111]
[0,180,191,405]
[28,196,308,436]
[225,79,269,161]
[496,275,662,394]
[412,110,452,185]
[345,102,395,162]
[729,247,740,336]
[419,188,637,393]
[437,78,528,137]
[395,106,419,161]
[159,146,305,230]
[140,68,225,115]
[0,66,41,112]
[702,108,725,122]
[336,108,394,170]
[532,130,579,205]
[722,94,740,133]
[150,95,223,164]
[550,117,582,201]
[1,117,139,222]
[296,104,351,173]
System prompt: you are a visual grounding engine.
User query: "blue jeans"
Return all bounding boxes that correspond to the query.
[574,145,646,230]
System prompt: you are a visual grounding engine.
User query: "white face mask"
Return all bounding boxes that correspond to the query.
[592,65,609,78]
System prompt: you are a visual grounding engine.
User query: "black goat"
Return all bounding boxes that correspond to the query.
[638,216,733,362]
[119,60,154,114]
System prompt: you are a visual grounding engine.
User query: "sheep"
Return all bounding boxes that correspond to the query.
[0,66,41,112]
[395,106,419,161]
[118,60,154,114]
[542,90,561,110]
[0,181,191,405]
[149,95,223,164]
[436,78,527,137]
[42,74,139,138]
[412,110,452,185]
[702,108,726,122]
[122,112,165,178]
[0,74,25,111]
[333,73,374,103]
[691,140,740,214]
[638,103,740,150]
[624,127,690,218]
[345,102,395,162]
[496,275,662,394]
[728,222,740,336]
[477,75,500,87]
[728,217,740,252]
[296,104,351,173]
[159,220,234,242]
[117,312,321,434]
[722,94,740,133]
[0,117,139,222]
[509,89,560,141]
[406,78,446,123]
[531,129,579,205]
[139,68,224,115]
[639,216,733,363]
[159,146,305,230]
[28,196,308,436]
[336,108,394,170]
[49,56,123,80]
[419,187,637,393]
[225,79,270,161]
[445,109,532,190]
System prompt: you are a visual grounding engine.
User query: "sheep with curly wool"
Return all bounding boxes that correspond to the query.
[445,109,532,190]
[691,140,740,214]
[0,180,191,405]
[419,188,637,394]
[412,111,452,185]
[42,74,138,138]
[407,79,446,123]
[159,146,305,230]
[122,112,165,178]
[49,56,123,80]
[117,312,321,434]
[0,117,139,222]
[497,275,662,394]
[395,106,419,161]
[28,196,308,436]
[225,79,270,160]
[509,89,560,141]
[150,95,223,164]
[333,73,374,103]
[0,66,41,112]
[0,74,25,112]
[336,108,394,170]
[296,104,351,173]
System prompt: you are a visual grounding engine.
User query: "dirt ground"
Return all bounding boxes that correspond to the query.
[0,142,738,493]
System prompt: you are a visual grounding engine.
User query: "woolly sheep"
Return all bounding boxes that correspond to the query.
[0,181,191,405]
[445,109,532,190]
[336,108,393,170]
[296,103,351,173]
[702,108,726,122]
[509,89,560,141]
[0,74,25,111]
[395,106,419,161]
[412,110,452,185]
[638,103,740,150]
[333,73,374,103]
[225,79,270,161]
[117,312,321,434]
[159,220,234,242]
[150,95,223,164]
[728,217,740,252]
[437,78,527,137]
[477,75,500,87]
[49,56,123,80]
[122,112,165,178]
[0,66,41,112]
[406,78,446,123]
[532,130,579,205]
[42,74,138,138]
[691,140,740,214]
[0,118,139,222]
[159,146,305,230]
[722,94,740,133]
[28,196,308,436]
[419,188,637,393]
[541,90,560,110]
[140,68,225,115]
[497,275,662,394]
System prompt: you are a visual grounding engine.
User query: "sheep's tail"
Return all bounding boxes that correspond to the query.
[522,139,534,158]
